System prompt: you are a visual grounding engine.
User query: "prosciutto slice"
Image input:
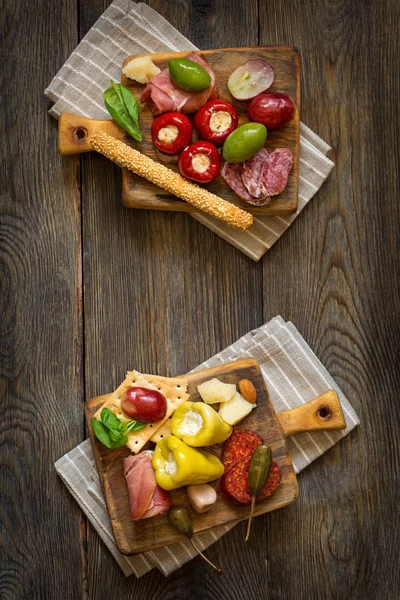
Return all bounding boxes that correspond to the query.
[141,52,217,115]
[123,452,170,521]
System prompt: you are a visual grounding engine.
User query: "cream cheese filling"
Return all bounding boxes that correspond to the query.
[158,124,179,143]
[191,153,211,173]
[165,451,177,475]
[209,111,232,133]
[179,409,203,436]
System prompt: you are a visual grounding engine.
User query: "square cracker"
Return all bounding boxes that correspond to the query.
[93,370,189,453]
[150,417,172,443]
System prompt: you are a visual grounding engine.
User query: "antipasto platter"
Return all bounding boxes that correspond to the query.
[59,46,300,227]
[85,358,346,563]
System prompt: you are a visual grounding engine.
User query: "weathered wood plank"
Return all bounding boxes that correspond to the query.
[81,0,263,597]
[260,0,400,598]
[0,0,83,598]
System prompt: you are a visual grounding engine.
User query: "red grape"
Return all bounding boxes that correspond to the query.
[121,387,167,423]
[248,93,295,130]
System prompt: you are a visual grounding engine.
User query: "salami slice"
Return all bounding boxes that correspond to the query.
[222,162,270,205]
[242,148,269,198]
[220,457,281,505]
[260,148,293,196]
[221,162,255,202]
[243,194,272,207]
[221,428,264,471]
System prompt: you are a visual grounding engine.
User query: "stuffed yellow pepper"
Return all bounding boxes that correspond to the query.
[171,401,232,446]
[152,435,224,491]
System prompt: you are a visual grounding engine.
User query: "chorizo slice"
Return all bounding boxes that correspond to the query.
[221,428,264,471]
[220,457,281,505]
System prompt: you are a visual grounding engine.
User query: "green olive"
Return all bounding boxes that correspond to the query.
[168,506,193,538]
[168,58,211,92]
[222,123,267,163]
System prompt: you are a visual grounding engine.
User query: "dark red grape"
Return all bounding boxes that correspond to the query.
[248,93,295,130]
[121,387,167,423]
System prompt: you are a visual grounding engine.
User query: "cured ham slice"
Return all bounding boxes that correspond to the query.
[123,451,170,521]
[141,52,217,115]
[143,484,171,518]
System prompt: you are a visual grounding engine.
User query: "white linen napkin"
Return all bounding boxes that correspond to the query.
[55,316,359,577]
[45,0,334,261]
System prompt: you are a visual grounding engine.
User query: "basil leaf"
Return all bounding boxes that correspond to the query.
[91,419,126,449]
[108,428,128,445]
[124,419,147,433]
[103,81,142,142]
[91,419,111,446]
[101,407,124,432]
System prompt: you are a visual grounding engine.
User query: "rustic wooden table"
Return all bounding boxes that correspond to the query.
[1,1,399,599]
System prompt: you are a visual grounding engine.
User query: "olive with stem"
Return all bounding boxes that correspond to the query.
[168,506,223,575]
[245,444,272,542]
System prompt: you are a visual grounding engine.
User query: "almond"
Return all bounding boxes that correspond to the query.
[238,379,257,404]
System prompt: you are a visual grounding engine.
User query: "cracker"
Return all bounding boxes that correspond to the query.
[92,370,189,453]
[149,417,172,443]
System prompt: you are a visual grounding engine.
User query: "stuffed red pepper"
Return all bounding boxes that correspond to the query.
[178,141,221,183]
[151,112,192,155]
[194,100,238,145]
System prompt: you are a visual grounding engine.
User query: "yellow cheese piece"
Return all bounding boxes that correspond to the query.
[218,392,256,425]
[197,378,237,404]
[122,56,161,84]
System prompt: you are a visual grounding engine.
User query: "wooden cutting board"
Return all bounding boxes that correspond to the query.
[85,358,345,555]
[120,47,301,216]
[59,46,300,216]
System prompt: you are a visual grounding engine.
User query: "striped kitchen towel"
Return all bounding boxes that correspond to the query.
[45,0,334,261]
[55,316,359,577]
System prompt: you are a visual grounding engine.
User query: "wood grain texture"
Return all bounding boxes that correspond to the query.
[86,358,299,554]
[58,114,129,155]
[120,46,300,216]
[275,389,345,435]
[259,0,400,599]
[2,0,398,598]
[0,0,84,599]
[81,0,267,597]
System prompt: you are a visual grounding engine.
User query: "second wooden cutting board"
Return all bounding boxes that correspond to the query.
[85,358,345,555]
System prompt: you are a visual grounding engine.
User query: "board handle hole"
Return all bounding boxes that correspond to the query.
[317,406,331,419]
[74,127,87,140]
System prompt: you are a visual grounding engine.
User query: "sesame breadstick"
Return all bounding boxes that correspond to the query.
[90,131,253,230]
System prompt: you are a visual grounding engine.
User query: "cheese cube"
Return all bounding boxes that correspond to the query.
[197,378,236,404]
[122,56,161,84]
[218,392,255,425]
